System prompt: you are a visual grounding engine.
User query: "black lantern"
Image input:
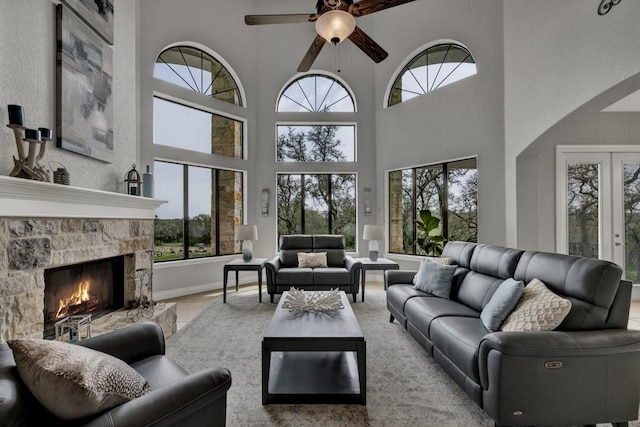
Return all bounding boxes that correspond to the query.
[124,164,142,196]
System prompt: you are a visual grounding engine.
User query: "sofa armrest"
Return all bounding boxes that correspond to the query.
[384,270,417,288]
[82,367,232,427]
[264,255,281,288]
[75,322,165,364]
[345,256,362,287]
[478,329,640,426]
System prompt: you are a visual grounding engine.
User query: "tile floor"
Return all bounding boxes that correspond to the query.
[159,283,640,331]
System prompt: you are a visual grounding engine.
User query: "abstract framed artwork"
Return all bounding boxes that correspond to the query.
[56,4,114,163]
[62,0,114,45]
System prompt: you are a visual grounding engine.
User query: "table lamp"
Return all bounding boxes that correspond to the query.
[235,225,258,262]
[363,225,384,261]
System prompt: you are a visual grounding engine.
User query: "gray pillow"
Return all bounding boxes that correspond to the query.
[413,261,457,299]
[480,277,524,332]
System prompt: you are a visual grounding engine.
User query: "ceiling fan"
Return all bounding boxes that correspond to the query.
[245,0,416,72]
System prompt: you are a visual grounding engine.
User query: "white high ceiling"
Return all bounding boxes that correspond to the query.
[602,89,640,112]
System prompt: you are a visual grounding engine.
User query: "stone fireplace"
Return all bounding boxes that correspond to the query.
[0,176,173,342]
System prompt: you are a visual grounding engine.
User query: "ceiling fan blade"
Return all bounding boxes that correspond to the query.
[349,0,416,17]
[244,14,318,25]
[348,26,388,63]
[297,35,326,72]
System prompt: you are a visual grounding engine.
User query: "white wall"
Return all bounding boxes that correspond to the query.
[0,0,139,192]
[504,0,640,246]
[373,0,506,246]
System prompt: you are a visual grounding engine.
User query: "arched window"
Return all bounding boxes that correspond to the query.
[152,44,245,261]
[275,73,357,249]
[387,43,476,107]
[277,74,355,112]
[155,45,243,106]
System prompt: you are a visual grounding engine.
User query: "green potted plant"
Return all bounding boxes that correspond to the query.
[415,209,446,256]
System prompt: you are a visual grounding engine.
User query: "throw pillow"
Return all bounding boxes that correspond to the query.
[413,257,453,284]
[7,338,151,420]
[297,252,328,268]
[413,260,457,299]
[480,278,525,332]
[500,278,572,332]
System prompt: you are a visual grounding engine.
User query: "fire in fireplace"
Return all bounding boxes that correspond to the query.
[43,256,125,339]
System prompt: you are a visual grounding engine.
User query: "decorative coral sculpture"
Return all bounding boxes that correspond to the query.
[282,287,344,312]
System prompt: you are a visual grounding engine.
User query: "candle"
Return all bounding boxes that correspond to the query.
[24,128,41,141]
[8,105,25,126]
[38,127,52,140]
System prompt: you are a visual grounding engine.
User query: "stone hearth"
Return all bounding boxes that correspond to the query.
[0,176,172,342]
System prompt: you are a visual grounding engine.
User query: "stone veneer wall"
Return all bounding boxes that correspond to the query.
[0,217,154,343]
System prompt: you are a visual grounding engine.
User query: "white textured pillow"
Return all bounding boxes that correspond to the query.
[298,252,327,268]
[413,257,453,284]
[500,278,572,332]
[8,338,151,420]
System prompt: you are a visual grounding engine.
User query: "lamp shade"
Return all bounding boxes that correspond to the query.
[363,225,384,241]
[235,225,258,241]
[315,10,356,44]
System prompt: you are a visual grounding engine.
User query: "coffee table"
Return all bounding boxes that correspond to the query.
[262,291,366,405]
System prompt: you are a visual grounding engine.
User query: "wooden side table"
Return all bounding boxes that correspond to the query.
[355,257,399,302]
[223,258,267,303]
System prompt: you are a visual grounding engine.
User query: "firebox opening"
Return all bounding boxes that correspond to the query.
[43,256,125,339]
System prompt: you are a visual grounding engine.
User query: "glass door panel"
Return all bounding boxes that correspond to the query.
[567,163,600,258]
[613,154,640,284]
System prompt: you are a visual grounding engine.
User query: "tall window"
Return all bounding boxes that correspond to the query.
[153,45,246,261]
[276,73,357,246]
[387,43,476,107]
[277,173,356,250]
[389,158,477,255]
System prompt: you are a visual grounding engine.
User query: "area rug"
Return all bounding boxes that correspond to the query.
[165,289,638,427]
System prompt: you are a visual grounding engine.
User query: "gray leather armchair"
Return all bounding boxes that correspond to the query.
[265,234,362,303]
[0,322,231,426]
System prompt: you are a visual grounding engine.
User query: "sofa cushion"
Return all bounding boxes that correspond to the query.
[7,338,150,420]
[456,271,503,312]
[414,261,457,299]
[387,284,434,313]
[514,251,622,330]
[277,268,314,285]
[429,316,488,384]
[313,267,350,285]
[501,278,572,331]
[298,252,327,268]
[480,278,524,332]
[441,241,476,269]
[405,296,480,340]
[279,235,313,267]
[469,244,524,280]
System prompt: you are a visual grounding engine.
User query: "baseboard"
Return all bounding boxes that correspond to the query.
[632,284,640,301]
[154,276,259,301]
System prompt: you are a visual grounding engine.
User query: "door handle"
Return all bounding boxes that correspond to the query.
[615,242,623,246]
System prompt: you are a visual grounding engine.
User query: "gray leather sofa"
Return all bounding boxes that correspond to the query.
[265,234,362,303]
[0,322,231,426]
[386,241,640,427]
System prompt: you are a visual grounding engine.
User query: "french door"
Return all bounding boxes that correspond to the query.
[557,147,640,284]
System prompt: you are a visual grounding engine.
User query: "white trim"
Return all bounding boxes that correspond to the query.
[0,176,166,219]
[156,41,248,109]
[275,70,358,113]
[383,39,476,109]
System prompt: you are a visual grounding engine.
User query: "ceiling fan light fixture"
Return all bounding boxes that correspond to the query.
[315,10,356,44]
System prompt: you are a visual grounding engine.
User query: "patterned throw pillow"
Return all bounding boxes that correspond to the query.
[500,278,572,331]
[413,257,453,284]
[7,338,151,420]
[297,252,328,268]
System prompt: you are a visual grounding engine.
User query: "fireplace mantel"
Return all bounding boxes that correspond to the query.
[0,176,166,219]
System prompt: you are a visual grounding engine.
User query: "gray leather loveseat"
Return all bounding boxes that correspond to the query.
[386,241,640,427]
[265,234,362,303]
